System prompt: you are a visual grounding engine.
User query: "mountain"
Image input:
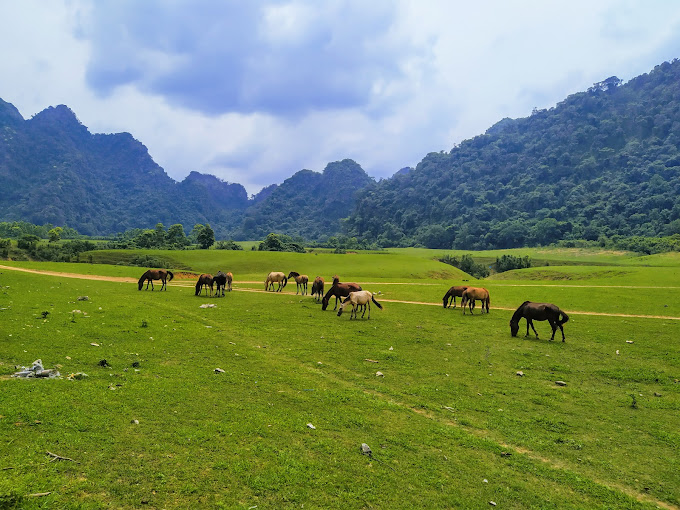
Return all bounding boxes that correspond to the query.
[0,100,373,239]
[345,59,680,249]
[239,159,375,240]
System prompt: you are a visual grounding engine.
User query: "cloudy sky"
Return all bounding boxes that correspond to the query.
[2,1,680,195]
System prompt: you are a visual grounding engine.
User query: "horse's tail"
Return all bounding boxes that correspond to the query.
[282,276,288,288]
[558,309,569,325]
[195,280,201,296]
[372,295,383,310]
[485,293,491,310]
[167,271,174,281]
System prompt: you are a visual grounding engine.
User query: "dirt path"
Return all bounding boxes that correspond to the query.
[2,264,679,320]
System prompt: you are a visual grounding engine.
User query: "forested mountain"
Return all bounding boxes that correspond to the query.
[0,99,372,239]
[346,60,680,249]
[239,159,374,240]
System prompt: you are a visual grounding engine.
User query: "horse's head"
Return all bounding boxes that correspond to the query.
[509,320,519,337]
[321,297,329,310]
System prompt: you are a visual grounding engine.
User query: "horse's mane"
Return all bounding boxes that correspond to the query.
[288,271,300,278]
[138,271,149,285]
[510,301,531,322]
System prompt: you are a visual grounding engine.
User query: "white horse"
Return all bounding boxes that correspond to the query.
[337,291,383,319]
[265,271,288,292]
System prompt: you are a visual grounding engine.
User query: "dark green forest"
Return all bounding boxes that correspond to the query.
[346,60,680,249]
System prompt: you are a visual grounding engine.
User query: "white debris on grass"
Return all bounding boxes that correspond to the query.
[12,359,60,378]
[199,303,216,308]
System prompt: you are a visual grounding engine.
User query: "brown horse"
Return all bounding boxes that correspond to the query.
[138,269,174,291]
[265,271,288,292]
[287,271,309,295]
[311,276,325,302]
[322,279,362,310]
[226,272,233,292]
[213,271,228,297]
[510,301,569,341]
[461,287,490,314]
[195,274,214,296]
[442,285,468,308]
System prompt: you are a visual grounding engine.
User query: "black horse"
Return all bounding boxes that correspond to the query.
[509,301,569,341]
[213,271,228,297]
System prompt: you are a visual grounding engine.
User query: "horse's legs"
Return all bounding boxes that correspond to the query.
[528,319,539,338]
[559,323,565,342]
[365,302,370,319]
[452,296,456,308]
[334,296,339,310]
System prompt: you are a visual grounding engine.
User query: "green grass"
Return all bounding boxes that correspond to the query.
[1,250,679,508]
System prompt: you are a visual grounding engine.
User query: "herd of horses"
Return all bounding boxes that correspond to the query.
[138,269,570,340]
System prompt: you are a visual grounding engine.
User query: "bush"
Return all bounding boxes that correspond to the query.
[439,253,490,279]
[495,255,532,273]
[214,240,243,250]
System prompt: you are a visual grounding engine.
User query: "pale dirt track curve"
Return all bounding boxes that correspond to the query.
[1,264,679,321]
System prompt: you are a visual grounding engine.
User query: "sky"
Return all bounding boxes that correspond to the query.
[2,1,680,195]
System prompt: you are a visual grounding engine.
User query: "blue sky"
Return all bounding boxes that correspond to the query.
[2,1,680,194]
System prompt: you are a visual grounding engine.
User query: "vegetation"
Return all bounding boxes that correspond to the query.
[258,233,306,253]
[0,249,678,508]
[346,59,680,249]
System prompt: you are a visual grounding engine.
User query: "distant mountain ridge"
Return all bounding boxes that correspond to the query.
[0,99,374,239]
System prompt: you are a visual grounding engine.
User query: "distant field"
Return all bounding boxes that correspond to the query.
[1,248,679,508]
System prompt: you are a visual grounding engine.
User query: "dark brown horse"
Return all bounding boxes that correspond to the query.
[195,274,214,296]
[510,301,569,341]
[138,269,174,291]
[311,276,325,302]
[442,285,468,308]
[460,287,490,314]
[322,279,362,310]
[213,271,228,297]
[287,271,309,295]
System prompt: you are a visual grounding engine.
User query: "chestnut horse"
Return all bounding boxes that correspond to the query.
[265,271,288,292]
[337,291,383,319]
[311,276,325,302]
[510,301,569,342]
[460,287,490,314]
[322,278,362,310]
[442,285,468,308]
[138,269,174,291]
[195,274,214,296]
[287,271,309,295]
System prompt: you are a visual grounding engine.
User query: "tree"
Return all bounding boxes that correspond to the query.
[153,223,166,247]
[166,224,188,248]
[48,227,63,243]
[197,223,215,249]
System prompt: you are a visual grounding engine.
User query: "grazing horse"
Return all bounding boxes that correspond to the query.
[322,279,362,311]
[461,287,490,314]
[138,269,174,291]
[442,285,468,308]
[213,271,228,297]
[265,271,288,292]
[195,274,214,296]
[337,291,383,319]
[311,276,325,302]
[510,301,569,342]
[287,271,309,295]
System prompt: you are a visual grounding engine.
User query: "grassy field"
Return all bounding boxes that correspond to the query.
[1,248,679,509]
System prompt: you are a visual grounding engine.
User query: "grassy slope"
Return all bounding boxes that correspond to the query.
[0,249,679,508]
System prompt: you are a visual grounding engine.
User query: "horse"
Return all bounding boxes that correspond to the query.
[265,271,288,292]
[311,276,325,302]
[195,274,214,296]
[226,272,233,292]
[460,287,490,314]
[287,271,309,295]
[213,271,228,297]
[322,280,362,310]
[510,301,569,342]
[337,291,383,319]
[442,285,468,308]
[138,269,174,291]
